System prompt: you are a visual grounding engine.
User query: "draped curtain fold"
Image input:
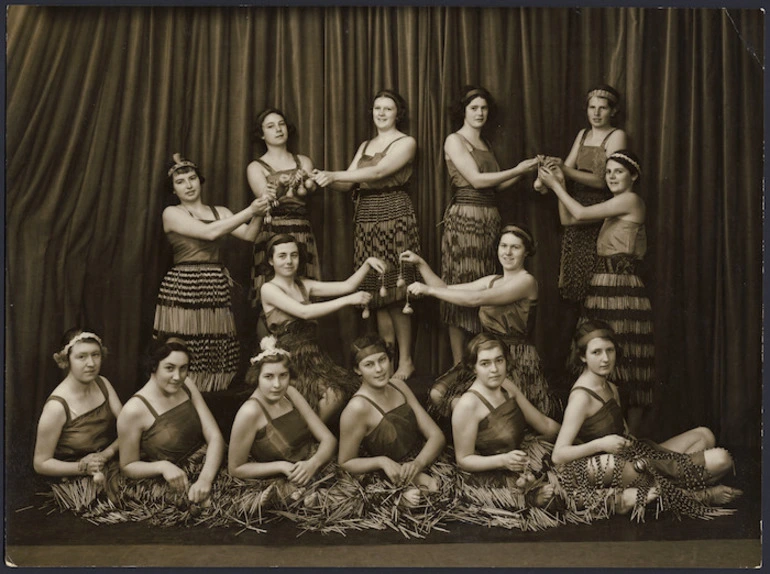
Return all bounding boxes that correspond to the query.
[6,7,762,467]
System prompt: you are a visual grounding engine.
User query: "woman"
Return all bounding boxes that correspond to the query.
[313,89,419,380]
[225,336,336,522]
[33,329,122,511]
[247,108,320,308]
[450,333,564,530]
[260,233,386,422]
[539,150,651,432]
[114,337,226,523]
[552,321,742,520]
[441,86,539,363]
[403,224,553,418]
[155,153,271,392]
[544,84,627,304]
[334,334,450,535]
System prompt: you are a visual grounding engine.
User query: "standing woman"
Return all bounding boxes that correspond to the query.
[313,89,420,381]
[247,108,320,308]
[34,329,122,511]
[155,154,271,392]
[546,85,627,305]
[260,233,386,423]
[441,86,539,364]
[402,224,554,418]
[538,150,651,433]
[116,337,225,519]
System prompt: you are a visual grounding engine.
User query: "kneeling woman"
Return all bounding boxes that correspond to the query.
[225,337,336,524]
[452,333,562,529]
[114,337,226,524]
[552,321,742,521]
[34,329,123,512]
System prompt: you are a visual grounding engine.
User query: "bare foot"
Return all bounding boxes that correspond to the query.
[400,487,422,507]
[414,472,439,493]
[697,485,743,505]
[392,359,415,381]
[614,486,660,514]
[534,484,554,507]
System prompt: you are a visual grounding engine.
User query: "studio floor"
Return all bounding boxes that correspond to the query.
[5,377,762,569]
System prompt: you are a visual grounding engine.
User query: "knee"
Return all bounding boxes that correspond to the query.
[319,387,344,412]
[706,447,734,477]
[429,384,446,407]
[694,426,716,450]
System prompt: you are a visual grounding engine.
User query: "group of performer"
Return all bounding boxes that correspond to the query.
[32,84,743,535]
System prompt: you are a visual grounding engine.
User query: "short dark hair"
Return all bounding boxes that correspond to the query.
[462,332,509,372]
[499,223,537,257]
[371,89,409,129]
[451,85,497,134]
[142,336,190,379]
[252,107,298,153]
[569,319,622,370]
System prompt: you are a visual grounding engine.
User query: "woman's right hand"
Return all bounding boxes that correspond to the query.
[78,452,106,475]
[279,461,298,479]
[406,282,429,298]
[599,434,631,454]
[365,257,388,274]
[500,450,528,472]
[399,250,424,266]
[346,291,372,307]
[161,461,189,492]
[250,196,272,217]
[379,457,403,484]
[516,158,540,173]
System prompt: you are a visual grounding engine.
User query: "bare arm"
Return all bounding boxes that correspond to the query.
[509,382,560,439]
[98,377,124,460]
[227,400,294,479]
[162,200,268,242]
[185,380,224,487]
[117,398,177,480]
[559,129,628,189]
[304,257,386,298]
[451,394,509,472]
[394,379,445,470]
[410,274,536,308]
[315,137,416,188]
[33,402,83,476]
[338,398,396,475]
[315,142,367,192]
[260,281,371,321]
[286,387,337,474]
[445,134,537,189]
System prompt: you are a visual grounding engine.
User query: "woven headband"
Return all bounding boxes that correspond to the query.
[61,332,103,356]
[501,225,533,246]
[587,88,619,106]
[464,89,487,102]
[167,153,197,177]
[353,343,389,366]
[577,329,614,349]
[607,152,641,176]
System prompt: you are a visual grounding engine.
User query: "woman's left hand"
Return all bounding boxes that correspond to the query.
[287,460,317,487]
[538,165,563,189]
[187,477,212,503]
[406,282,429,298]
[312,170,336,188]
[366,257,388,274]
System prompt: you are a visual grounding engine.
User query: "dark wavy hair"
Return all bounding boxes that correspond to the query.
[142,336,190,380]
[568,319,623,371]
[252,108,298,154]
[462,332,509,374]
[499,223,537,257]
[371,89,409,131]
[166,156,205,194]
[450,85,497,135]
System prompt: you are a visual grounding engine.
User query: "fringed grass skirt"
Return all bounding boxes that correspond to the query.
[447,437,577,531]
[431,341,555,419]
[440,202,501,333]
[582,256,656,406]
[154,262,239,392]
[40,460,121,516]
[249,215,320,307]
[354,190,421,309]
[271,320,361,412]
[282,455,459,538]
[559,185,612,302]
[556,438,735,523]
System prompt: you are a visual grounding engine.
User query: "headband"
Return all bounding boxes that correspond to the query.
[353,343,389,366]
[167,153,197,177]
[61,332,103,356]
[250,336,291,365]
[587,88,619,106]
[607,152,641,177]
[501,225,533,246]
[463,88,487,102]
[577,329,614,349]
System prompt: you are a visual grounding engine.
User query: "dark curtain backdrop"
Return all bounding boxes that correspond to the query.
[7,7,763,467]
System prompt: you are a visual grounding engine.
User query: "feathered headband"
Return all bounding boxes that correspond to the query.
[250,336,291,364]
[167,153,198,177]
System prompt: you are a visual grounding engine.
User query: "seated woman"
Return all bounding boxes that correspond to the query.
[33,328,123,511]
[335,334,449,532]
[260,233,386,423]
[552,320,742,520]
[452,333,561,522]
[225,336,337,522]
[113,337,226,524]
[402,224,554,418]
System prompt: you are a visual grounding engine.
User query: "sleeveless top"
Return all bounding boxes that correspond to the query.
[249,394,315,463]
[468,388,527,455]
[356,383,421,462]
[596,217,647,259]
[572,386,625,443]
[166,206,224,264]
[133,385,205,465]
[47,377,116,461]
[356,136,413,191]
[575,128,617,178]
[263,280,314,333]
[254,154,308,216]
[478,275,537,345]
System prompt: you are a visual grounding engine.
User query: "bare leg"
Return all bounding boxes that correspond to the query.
[692,485,743,505]
[429,381,448,407]
[376,309,396,352]
[317,387,344,424]
[390,307,415,380]
[659,426,716,453]
[448,326,466,365]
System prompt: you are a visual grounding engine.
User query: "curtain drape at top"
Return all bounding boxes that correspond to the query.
[6,7,763,467]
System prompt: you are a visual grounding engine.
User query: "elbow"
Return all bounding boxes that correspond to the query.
[455,457,473,472]
[551,449,567,465]
[32,458,46,475]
